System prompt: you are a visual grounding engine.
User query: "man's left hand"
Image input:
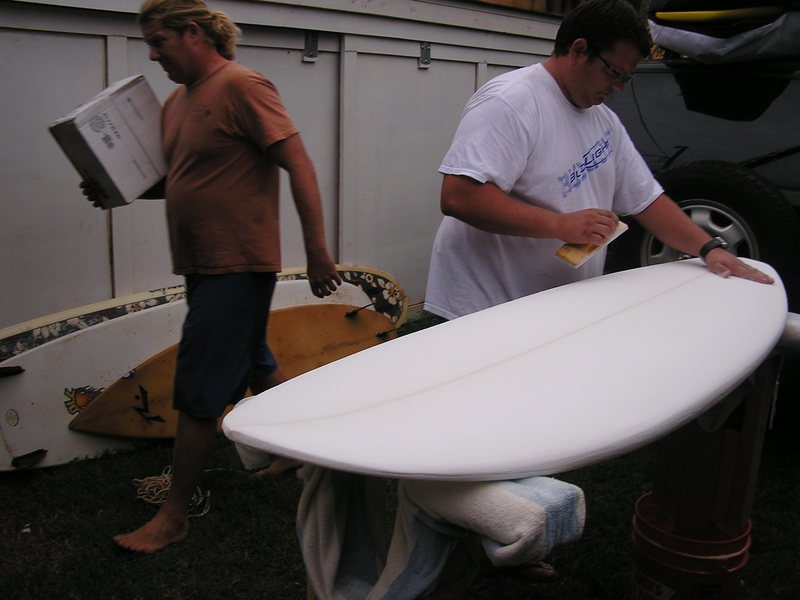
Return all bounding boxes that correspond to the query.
[306,252,342,297]
[705,248,775,284]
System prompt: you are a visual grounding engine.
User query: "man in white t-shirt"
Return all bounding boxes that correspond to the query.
[348,2,775,593]
[425,0,773,320]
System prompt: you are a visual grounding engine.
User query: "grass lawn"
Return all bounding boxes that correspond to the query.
[1,316,798,599]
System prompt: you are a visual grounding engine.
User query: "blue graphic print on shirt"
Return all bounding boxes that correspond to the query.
[558,129,613,198]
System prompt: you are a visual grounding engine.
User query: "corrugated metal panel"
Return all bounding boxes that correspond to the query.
[466,0,578,16]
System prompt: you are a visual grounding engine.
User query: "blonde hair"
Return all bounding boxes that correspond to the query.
[138,0,240,59]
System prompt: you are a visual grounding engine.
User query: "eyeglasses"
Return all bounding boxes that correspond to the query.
[595,53,634,84]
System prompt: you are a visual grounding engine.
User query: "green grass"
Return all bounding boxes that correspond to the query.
[1,315,798,599]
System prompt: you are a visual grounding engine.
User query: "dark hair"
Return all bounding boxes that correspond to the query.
[552,0,651,58]
[138,0,240,60]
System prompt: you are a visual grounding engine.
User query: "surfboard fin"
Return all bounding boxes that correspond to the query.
[11,449,47,469]
[345,303,375,318]
[0,366,25,378]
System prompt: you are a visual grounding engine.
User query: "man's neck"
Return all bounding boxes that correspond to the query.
[541,56,579,108]
[186,49,230,86]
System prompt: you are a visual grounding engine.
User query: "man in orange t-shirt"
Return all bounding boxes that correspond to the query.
[86,0,341,553]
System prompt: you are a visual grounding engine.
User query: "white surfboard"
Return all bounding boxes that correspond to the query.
[0,265,406,470]
[223,259,787,481]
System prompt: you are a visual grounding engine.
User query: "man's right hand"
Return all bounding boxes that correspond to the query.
[79,179,107,209]
[556,209,619,245]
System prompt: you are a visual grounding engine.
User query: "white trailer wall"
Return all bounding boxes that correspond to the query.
[0,0,558,329]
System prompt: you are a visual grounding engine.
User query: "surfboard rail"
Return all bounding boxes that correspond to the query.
[0,265,407,363]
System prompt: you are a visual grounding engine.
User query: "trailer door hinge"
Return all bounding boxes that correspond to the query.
[304,31,319,63]
[419,42,431,69]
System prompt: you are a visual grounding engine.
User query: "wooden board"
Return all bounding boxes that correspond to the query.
[68,304,396,438]
[223,259,787,481]
[0,265,406,470]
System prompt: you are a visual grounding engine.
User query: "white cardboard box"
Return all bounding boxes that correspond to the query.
[50,75,166,209]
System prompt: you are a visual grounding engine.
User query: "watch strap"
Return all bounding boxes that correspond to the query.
[699,237,727,261]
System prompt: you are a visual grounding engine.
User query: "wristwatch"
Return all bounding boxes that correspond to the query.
[699,237,728,261]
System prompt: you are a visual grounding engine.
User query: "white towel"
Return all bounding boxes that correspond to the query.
[297,465,586,600]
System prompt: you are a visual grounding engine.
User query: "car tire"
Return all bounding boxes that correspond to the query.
[606,160,800,310]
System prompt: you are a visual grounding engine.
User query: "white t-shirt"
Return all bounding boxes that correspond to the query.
[424,63,663,319]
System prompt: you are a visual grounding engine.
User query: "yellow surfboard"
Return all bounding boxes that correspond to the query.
[654,6,786,22]
[68,304,396,438]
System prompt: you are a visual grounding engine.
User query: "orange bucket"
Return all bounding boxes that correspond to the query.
[631,493,750,599]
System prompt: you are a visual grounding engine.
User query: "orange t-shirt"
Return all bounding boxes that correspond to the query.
[161,61,299,275]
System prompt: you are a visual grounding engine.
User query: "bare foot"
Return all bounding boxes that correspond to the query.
[113,514,189,553]
[253,456,303,477]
